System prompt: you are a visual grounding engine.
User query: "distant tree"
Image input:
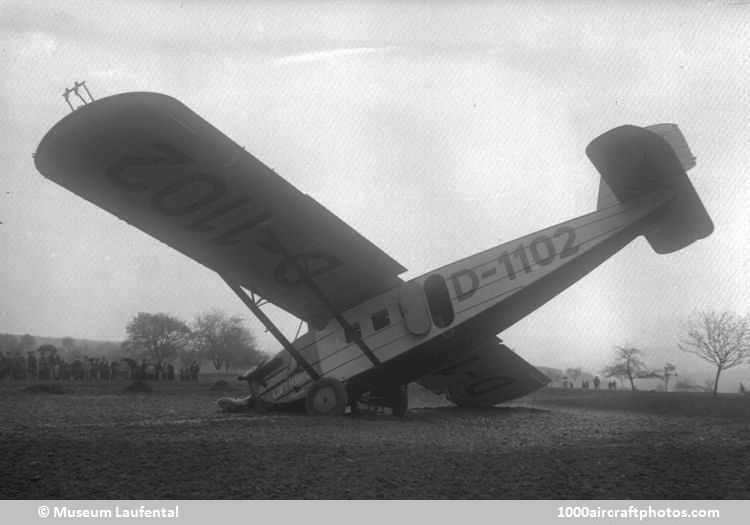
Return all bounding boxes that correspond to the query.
[175,337,202,368]
[222,335,265,371]
[658,363,678,392]
[674,376,710,393]
[123,312,190,366]
[191,310,264,371]
[190,310,224,370]
[565,367,582,387]
[601,346,656,391]
[36,344,58,358]
[678,309,750,396]
[61,337,76,353]
[602,362,629,388]
[19,334,37,353]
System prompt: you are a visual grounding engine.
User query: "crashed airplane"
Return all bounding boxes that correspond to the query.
[35,92,713,416]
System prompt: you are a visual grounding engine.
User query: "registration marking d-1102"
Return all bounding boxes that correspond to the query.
[450,226,579,302]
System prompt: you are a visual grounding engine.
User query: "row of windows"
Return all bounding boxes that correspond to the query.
[343,274,456,342]
[344,308,390,343]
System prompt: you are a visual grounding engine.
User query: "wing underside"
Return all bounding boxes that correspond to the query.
[417,338,550,407]
[34,92,405,326]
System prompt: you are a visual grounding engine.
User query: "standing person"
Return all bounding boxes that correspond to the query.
[13,353,26,380]
[71,358,83,380]
[593,376,601,391]
[82,357,92,380]
[27,351,38,380]
[61,358,71,380]
[189,361,200,382]
[51,353,60,380]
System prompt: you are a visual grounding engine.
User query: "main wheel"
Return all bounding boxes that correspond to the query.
[305,377,348,416]
[389,385,408,417]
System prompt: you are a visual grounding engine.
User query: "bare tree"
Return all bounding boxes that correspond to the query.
[123,312,190,366]
[191,310,228,370]
[191,310,263,371]
[678,309,750,396]
[601,346,655,391]
[222,336,265,372]
[601,362,627,388]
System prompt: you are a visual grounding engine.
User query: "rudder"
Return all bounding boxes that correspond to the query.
[587,124,713,254]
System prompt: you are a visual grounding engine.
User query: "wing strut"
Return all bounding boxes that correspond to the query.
[220,275,321,382]
[265,230,382,367]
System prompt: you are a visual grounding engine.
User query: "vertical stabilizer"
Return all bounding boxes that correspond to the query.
[596,178,619,210]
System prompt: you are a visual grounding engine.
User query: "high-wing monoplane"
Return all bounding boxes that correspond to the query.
[35,92,713,416]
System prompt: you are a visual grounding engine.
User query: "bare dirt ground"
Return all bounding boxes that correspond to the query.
[1,377,749,499]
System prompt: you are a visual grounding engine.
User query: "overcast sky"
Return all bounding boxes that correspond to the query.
[1,1,749,386]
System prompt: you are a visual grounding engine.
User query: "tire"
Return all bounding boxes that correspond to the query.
[305,377,348,416]
[389,385,408,418]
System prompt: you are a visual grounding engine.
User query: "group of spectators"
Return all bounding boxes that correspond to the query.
[562,376,617,391]
[580,376,602,390]
[0,350,201,383]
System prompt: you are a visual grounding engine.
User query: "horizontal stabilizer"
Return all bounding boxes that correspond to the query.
[587,124,713,254]
[417,339,549,407]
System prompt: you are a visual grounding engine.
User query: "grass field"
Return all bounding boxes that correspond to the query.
[1,376,749,499]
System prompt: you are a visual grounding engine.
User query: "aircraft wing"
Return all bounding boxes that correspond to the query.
[34,92,406,327]
[417,338,550,407]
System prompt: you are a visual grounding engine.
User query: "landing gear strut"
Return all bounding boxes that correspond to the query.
[349,384,409,417]
[388,385,408,418]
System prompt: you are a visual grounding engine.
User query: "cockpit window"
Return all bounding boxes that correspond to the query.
[371,309,390,331]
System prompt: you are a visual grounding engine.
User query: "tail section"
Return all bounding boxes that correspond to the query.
[587,124,713,254]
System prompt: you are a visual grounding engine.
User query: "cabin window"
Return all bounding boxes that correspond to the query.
[424,274,455,328]
[371,309,390,331]
[398,281,431,335]
[345,322,362,343]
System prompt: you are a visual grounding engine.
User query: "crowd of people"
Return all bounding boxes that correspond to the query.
[0,349,201,383]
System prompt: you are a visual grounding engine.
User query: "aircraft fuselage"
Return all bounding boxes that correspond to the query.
[251,189,670,406]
